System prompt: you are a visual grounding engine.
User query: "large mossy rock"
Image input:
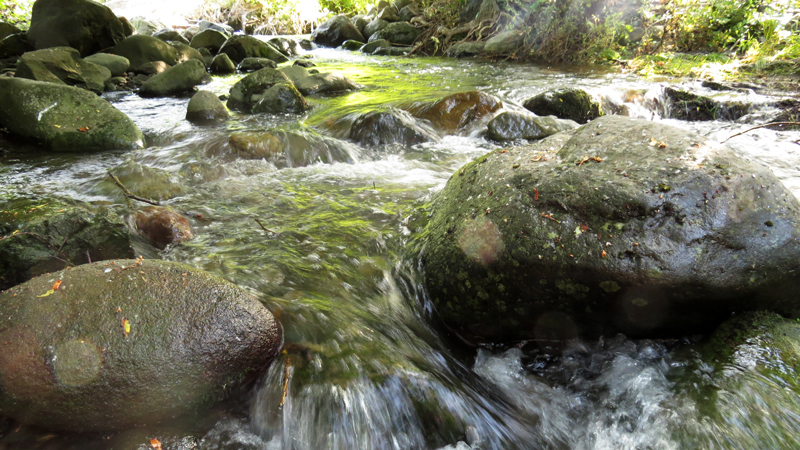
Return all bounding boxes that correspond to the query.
[108,35,180,71]
[227,130,359,167]
[0,22,20,41]
[0,199,134,291]
[0,259,282,432]
[139,59,207,97]
[226,68,294,113]
[237,57,277,72]
[405,90,502,134]
[312,15,366,48]
[348,109,438,146]
[487,111,578,141]
[0,77,144,151]
[27,0,125,57]
[186,90,229,124]
[0,33,33,59]
[662,86,750,122]
[218,35,288,65]
[370,21,420,45]
[420,115,800,343]
[278,65,359,96]
[251,83,311,115]
[16,47,111,94]
[483,30,525,54]
[209,53,236,74]
[523,89,603,124]
[189,29,228,55]
[84,53,130,77]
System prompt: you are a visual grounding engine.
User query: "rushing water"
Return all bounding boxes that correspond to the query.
[2,46,800,449]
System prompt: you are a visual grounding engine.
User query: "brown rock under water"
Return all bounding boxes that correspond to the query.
[135,206,193,249]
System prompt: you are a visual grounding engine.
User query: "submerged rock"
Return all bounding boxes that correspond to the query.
[218,35,288,65]
[139,59,206,97]
[135,206,193,249]
[348,109,438,146]
[238,57,277,72]
[405,90,502,134]
[0,199,134,291]
[0,259,282,432]
[486,111,579,141]
[226,68,295,113]
[312,15,366,48]
[0,77,144,150]
[279,65,359,96]
[187,90,230,124]
[251,83,311,115]
[661,86,750,121]
[16,47,111,93]
[523,89,603,124]
[420,115,800,342]
[109,35,180,71]
[227,130,358,167]
[27,0,125,57]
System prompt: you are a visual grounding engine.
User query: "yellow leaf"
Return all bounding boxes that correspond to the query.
[54,124,61,128]
[122,318,131,337]
[37,289,55,298]
[12,230,19,235]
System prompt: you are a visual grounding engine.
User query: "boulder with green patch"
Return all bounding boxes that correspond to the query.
[420,115,800,343]
[279,65,359,96]
[218,35,288,65]
[27,0,125,57]
[0,77,144,151]
[0,259,282,432]
[487,111,578,141]
[139,59,207,97]
[226,68,295,113]
[523,89,603,124]
[16,47,111,94]
[108,34,180,71]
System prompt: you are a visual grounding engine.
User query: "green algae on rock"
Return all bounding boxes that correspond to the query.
[0,259,282,432]
[419,115,800,343]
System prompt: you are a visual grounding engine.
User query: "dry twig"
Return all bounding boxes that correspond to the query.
[107,171,161,206]
[721,122,800,143]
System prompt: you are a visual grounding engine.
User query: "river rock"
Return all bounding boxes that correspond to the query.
[119,16,135,37]
[130,16,165,36]
[268,37,299,57]
[0,259,282,432]
[153,29,190,45]
[171,42,206,65]
[252,83,311,115]
[199,20,234,36]
[484,30,525,54]
[399,4,421,22]
[373,46,411,56]
[190,29,228,55]
[363,18,389,40]
[420,115,800,343]
[370,22,420,45]
[218,35,288,65]
[293,59,316,68]
[377,6,401,22]
[226,68,294,113]
[661,86,749,121]
[445,42,485,58]
[351,15,369,35]
[342,40,364,51]
[238,57,277,72]
[0,22,20,40]
[27,0,125,57]
[523,89,603,124]
[0,199,135,291]
[84,53,130,77]
[16,47,111,94]
[109,35,180,71]
[0,33,33,59]
[486,111,579,141]
[135,60,170,76]
[186,90,229,124]
[227,130,358,167]
[134,206,193,249]
[361,39,392,54]
[0,77,144,150]
[279,65,359,96]
[349,109,438,146]
[312,15,366,48]
[405,90,502,134]
[139,59,206,97]
[209,53,236,74]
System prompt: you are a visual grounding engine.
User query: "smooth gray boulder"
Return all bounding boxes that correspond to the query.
[84,53,130,77]
[370,22,420,45]
[186,90,230,124]
[268,37,299,56]
[0,198,134,291]
[363,18,389,40]
[171,42,206,65]
[523,89,603,124]
[153,28,190,45]
[349,109,438,146]
[342,40,364,51]
[237,57,277,72]
[190,29,228,54]
[421,115,800,343]
[445,42,485,58]
[312,15,365,48]
[227,129,359,167]
[108,34,180,71]
[486,111,578,141]
[139,59,207,97]
[16,47,111,93]
[209,53,236,74]
[279,65,359,96]
[218,35,288,64]
[251,83,311,115]
[198,20,233,36]
[0,259,282,432]
[27,0,125,57]
[129,16,165,36]
[360,39,391,54]
[484,30,525,54]
[0,77,144,150]
[226,68,294,113]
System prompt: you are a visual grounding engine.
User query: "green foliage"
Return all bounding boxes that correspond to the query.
[0,0,34,28]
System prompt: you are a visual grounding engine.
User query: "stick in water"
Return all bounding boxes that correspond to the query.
[107,171,161,206]
[721,122,800,144]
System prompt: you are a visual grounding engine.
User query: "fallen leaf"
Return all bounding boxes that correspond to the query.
[533,187,540,201]
[602,250,607,258]
[150,439,162,450]
[37,289,55,298]
[52,280,62,290]
[122,318,131,337]
[54,124,61,128]
[77,127,90,132]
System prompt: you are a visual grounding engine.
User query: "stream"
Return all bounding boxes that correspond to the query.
[2,46,800,449]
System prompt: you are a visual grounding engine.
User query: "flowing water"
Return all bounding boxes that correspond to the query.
[2,47,800,449]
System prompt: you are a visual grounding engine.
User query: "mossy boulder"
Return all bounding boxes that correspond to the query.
[0,22,20,41]
[209,53,236,74]
[84,53,130,77]
[108,35,180,71]
[361,39,392,54]
[0,198,135,291]
[237,57,277,72]
[363,18,389,40]
[170,42,206,65]
[153,29,190,45]
[662,86,750,122]
[523,89,603,124]
[27,0,125,57]
[312,15,366,48]
[420,115,800,343]
[268,37,299,57]
[189,29,228,55]
[227,130,358,167]
[226,68,294,113]
[0,33,33,60]
[348,109,438,146]
[0,259,282,432]
[218,35,288,65]
[0,77,144,151]
[445,42,485,58]
[16,47,112,94]
[483,30,525,54]
[370,22,420,45]
[486,111,578,141]
[139,59,207,97]
[251,83,311,115]
[279,65,359,96]
[186,90,230,124]
[405,90,502,134]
